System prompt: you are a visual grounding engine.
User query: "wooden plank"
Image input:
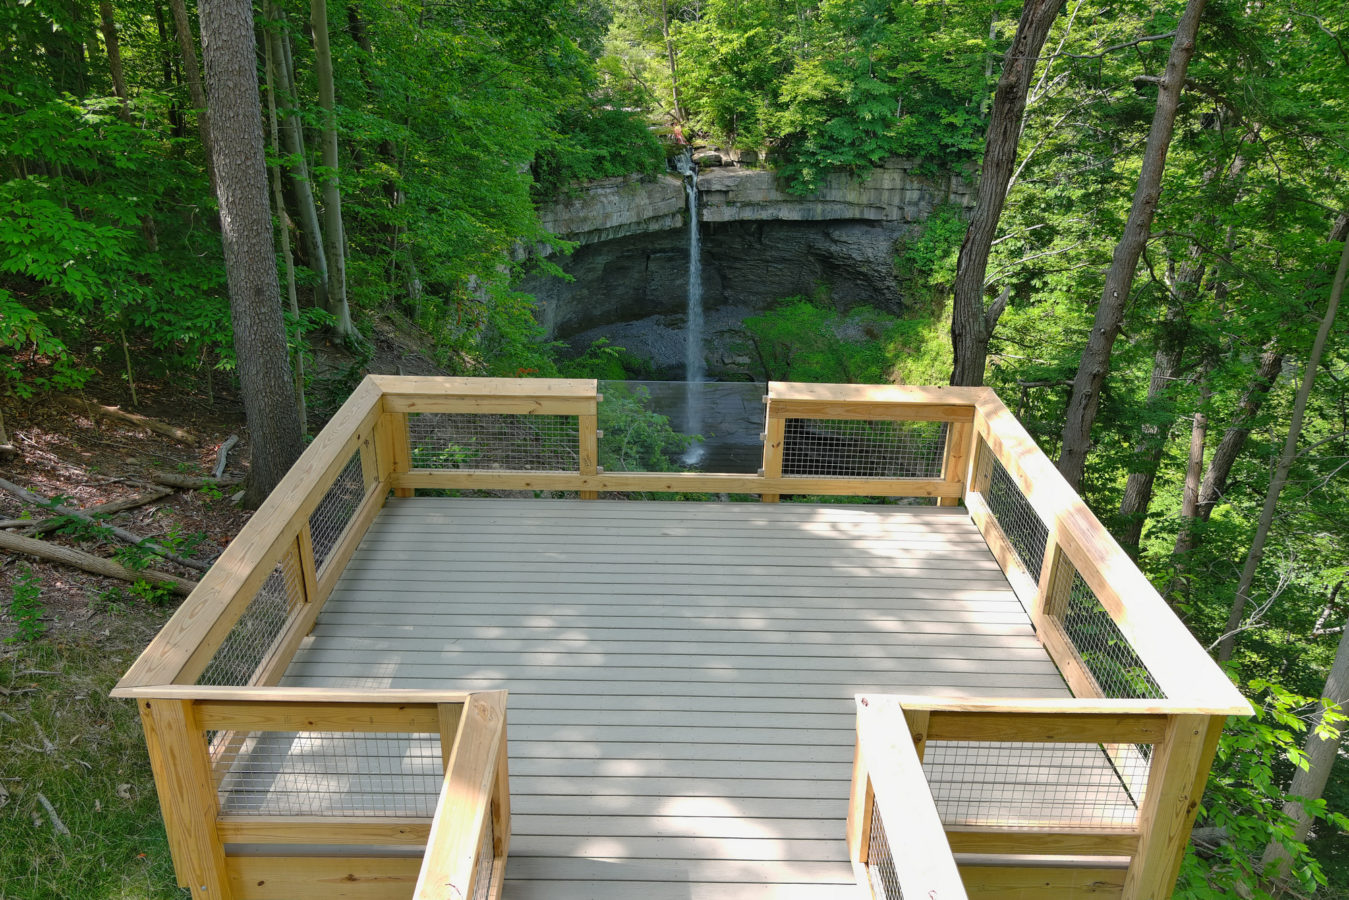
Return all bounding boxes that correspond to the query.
[768,399,976,423]
[958,864,1125,899]
[226,856,419,900]
[761,403,785,504]
[855,697,968,899]
[414,690,507,900]
[767,381,983,406]
[114,376,385,692]
[137,702,192,889]
[500,882,858,900]
[216,817,432,845]
[438,701,463,773]
[1121,714,1221,900]
[944,826,1137,857]
[143,699,232,899]
[966,490,1041,610]
[382,395,595,416]
[973,391,1251,713]
[369,374,596,400]
[925,710,1168,744]
[384,411,414,499]
[296,525,319,605]
[117,684,472,703]
[393,469,964,498]
[194,700,442,733]
[939,419,972,507]
[578,412,598,500]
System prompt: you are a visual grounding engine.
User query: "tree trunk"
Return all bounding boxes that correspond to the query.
[264,21,307,434]
[309,0,355,339]
[659,0,683,123]
[167,0,216,194]
[949,0,1066,387]
[1056,0,1207,489]
[1216,220,1348,663]
[97,1,130,120]
[198,0,305,507]
[1260,617,1349,878]
[1116,297,1192,555]
[264,1,329,310]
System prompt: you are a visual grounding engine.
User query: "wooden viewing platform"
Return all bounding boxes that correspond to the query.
[112,378,1251,900]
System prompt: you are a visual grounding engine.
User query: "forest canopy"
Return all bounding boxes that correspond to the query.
[2,1,1348,897]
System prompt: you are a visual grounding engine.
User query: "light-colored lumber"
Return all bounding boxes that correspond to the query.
[769,399,977,423]
[193,700,443,733]
[939,419,972,507]
[768,382,984,406]
[369,374,596,400]
[142,698,232,899]
[226,856,419,899]
[114,376,384,692]
[392,469,964,498]
[855,696,968,899]
[384,411,414,498]
[957,863,1125,899]
[944,826,1137,857]
[0,529,196,595]
[216,817,432,845]
[578,413,598,500]
[414,691,508,900]
[114,684,472,703]
[845,736,873,865]
[137,702,192,889]
[924,710,1167,744]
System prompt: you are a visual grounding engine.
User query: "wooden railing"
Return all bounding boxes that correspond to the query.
[111,376,1250,900]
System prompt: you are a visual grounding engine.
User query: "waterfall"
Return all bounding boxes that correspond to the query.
[676,151,705,461]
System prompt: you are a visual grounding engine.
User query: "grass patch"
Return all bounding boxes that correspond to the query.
[0,631,180,900]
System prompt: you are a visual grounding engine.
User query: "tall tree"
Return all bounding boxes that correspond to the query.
[1217,217,1348,662]
[198,0,304,505]
[97,1,130,120]
[167,0,216,193]
[309,0,355,339]
[949,0,1066,386]
[1056,0,1206,489]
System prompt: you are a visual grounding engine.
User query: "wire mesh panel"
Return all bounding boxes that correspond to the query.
[923,740,1150,829]
[473,814,496,900]
[1059,570,1165,700]
[984,455,1049,578]
[197,551,304,686]
[214,731,441,817]
[408,412,579,472]
[781,419,947,480]
[309,450,367,571]
[866,801,904,899]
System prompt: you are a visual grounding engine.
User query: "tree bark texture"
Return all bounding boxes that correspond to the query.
[949,0,1066,387]
[1116,297,1192,554]
[97,1,130,119]
[1056,0,1207,489]
[167,0,216,194]
[309,0,354,338]
[1261,618,1349,876]
[264,2,329,309]
[198,0,304,507]
[1217,222,1348,662]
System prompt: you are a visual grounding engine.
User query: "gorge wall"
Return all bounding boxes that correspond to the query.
[522,159,974,375]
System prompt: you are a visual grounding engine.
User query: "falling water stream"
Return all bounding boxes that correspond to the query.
[676,151,706,464]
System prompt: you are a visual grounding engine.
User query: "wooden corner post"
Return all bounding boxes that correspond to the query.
[385,411,414,498]
[139,698,232,900]
[761,399,785,503]
[938,420,972,507]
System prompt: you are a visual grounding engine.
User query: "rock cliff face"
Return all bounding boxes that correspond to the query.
[523,160,973,345]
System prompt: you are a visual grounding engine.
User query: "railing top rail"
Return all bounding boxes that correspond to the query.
[971,391,1251,715]
[768,381,987,405]
[881,695,1251,717]
[855,695,969,900]
[113,376,385,695]
[370,374,597,400]
[111,684,476,704]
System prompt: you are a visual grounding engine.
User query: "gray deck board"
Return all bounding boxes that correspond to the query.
[279,497,1096,898]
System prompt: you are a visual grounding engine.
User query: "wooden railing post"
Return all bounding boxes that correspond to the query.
[579,412,599,500]
[1122,713,1224,900]
[139,698,232,900]
[385,411,414,498]
[968,434,994,498]
[938,420,972,507]
[846,736,874,868]
[761,399,785,503]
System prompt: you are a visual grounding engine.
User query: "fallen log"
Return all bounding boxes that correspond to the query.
[151,473,244,489]
[0,530,197,596]
[0,487,175,534]
[0,477,210,571]
[213,434,239,479]
[56,396,199,445]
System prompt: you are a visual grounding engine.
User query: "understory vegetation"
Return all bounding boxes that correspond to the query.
[2,0,1347,897]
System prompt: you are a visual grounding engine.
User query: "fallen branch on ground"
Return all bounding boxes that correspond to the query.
[214,434,239,478]
[35,793,70,837]
[0,530,196,595]
[55,396,199,445]
[0,477,210,571]
[0,487,174,534]
[151,472,244,489]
